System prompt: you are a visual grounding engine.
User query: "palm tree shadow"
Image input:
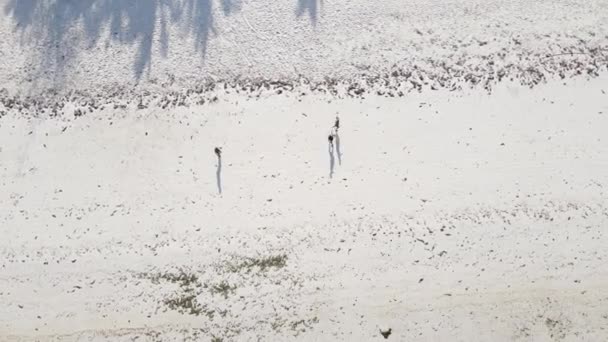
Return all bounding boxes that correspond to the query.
[3,0,241,82]
[220,0,242,15]
[216,156,222,194]
[295,0,321,25]
[183,0,214,57]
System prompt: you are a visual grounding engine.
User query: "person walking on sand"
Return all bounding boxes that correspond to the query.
[214,147,222,158]
[328,134,334,151]
[331,116,340,136]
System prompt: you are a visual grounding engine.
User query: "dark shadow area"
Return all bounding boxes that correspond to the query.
[295,0,320,25]
[3,0,240,81]
[335,132,342,165]
[216,155,222,194]
[183,0,213,57]
[328,142,334,178]
[3,0,38,27]
[220,0,241,15]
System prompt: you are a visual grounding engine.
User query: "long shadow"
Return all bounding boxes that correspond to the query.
[3,0,240,82]
[220,0,241,15]
[216,155,222,194]
[183,0,213,57]
[3,0,39,27]
[130,0,158,79]
[335,132,342,165]
[328,142,335,178]
[295,0,321,25]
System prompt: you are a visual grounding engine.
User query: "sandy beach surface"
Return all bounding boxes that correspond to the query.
[1,0,608,341]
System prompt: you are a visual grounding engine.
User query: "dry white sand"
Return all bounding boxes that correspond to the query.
[2,77,608,341]
[1,0,608,341]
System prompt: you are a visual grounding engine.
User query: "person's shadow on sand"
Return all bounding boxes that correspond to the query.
[335,132,342,165]
[215,147,222,194]
[328,137,335,178]
[216,157,222,194]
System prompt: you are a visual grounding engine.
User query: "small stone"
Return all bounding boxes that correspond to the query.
[379,327,392,339]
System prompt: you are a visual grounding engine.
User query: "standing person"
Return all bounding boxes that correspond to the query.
[331,116,340,136]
